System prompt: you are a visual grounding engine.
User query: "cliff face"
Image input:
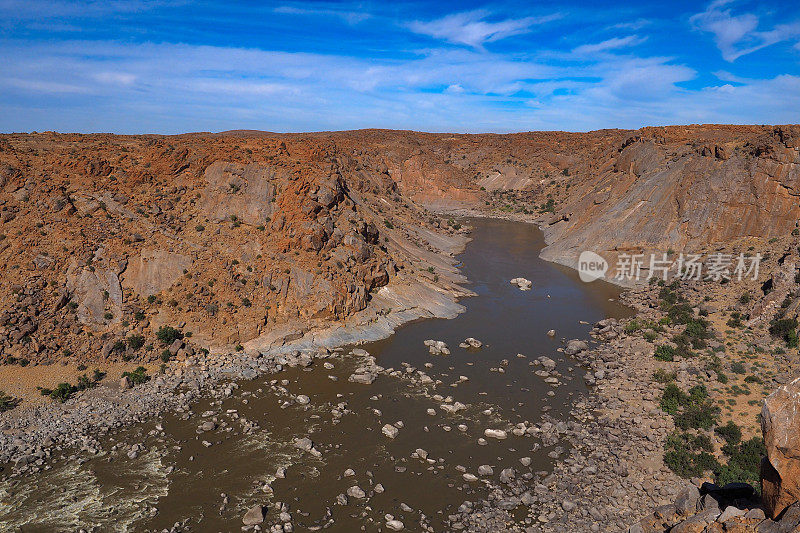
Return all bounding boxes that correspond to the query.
[1,125,798,364]
[323,126,800,276]
[535,126,800,273]
[0,132,465,363]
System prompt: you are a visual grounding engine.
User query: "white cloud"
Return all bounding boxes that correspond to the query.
[608,19,651,31]
[0,38,797,134]
[93,72,136,85]
[572,35,648,56]
[408,10,561,49]
[273,5,370,25]
[690,0,800,61]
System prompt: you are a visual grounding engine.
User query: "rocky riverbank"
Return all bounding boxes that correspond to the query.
[0,226,472,473]
[445,226,800,532]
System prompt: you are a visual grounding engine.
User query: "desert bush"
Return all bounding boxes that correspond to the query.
[122,366,150,386]
[127,334,145,350]
[156,326,183,345]
[715,420,742,445]
[654,345,676,362]
[0,391,19,412]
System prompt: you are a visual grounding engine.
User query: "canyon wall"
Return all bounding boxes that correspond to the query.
[1,124,798,363]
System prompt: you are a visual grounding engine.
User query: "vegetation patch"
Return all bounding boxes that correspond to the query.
[660,381,763,491]
[38,369,106,403]
[0,391,20,412]
[156,325,183,345]
[122,366,150,386]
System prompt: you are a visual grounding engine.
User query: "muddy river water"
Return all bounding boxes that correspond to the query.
[0,218,631,532]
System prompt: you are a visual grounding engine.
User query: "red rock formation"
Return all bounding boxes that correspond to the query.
[762,377,800,519]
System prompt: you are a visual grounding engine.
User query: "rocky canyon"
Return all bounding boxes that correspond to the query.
[1,124,800,532]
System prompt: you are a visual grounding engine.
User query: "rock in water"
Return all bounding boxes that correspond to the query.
[243,505,265,525]
[564,339,588,355]
[382,424,399,439]
[346,485,366,499]
[386,519,404,531]
[510,277,532,290]
[484,429,507,440]
[762,377,800,518]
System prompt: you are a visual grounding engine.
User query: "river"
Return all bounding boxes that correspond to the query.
[0,218,631,532]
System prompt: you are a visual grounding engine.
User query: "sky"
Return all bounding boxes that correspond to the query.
[1,0,799,134]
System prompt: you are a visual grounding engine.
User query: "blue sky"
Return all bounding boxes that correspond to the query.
[1,0,799,133]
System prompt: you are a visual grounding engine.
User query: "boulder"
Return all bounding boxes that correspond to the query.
[382,424,399,439]
[386,519,404,531]
[242,505,265,525]
[484,429,507,440]
[346,485,366,499]
[762,377,800,518]
[510,277,532,290]
[564,339,588,355]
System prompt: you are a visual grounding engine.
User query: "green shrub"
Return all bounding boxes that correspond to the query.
[661,384,718,430]
[664,431,720,478]
[660,383,688,415]
[653,368,677,383]
[731,361,746,374]
[675,403,719,430]
[156,326,183,345]
[654,345,676,362]
[769,317,798,346]
[75,373,97,391]
[624,320,641,334]
[122,366,150,386]
[715,420,742,444]
[727,312,744,329]
[127,334,145,350]
[739,292,751,304]
[717,437,765,489]
[160,349,172,363]
[38,369,104,403]
[0,391,19,412]
[112,340,127,353]
[41,383,74,403]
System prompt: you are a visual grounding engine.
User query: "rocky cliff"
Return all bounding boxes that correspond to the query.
[0,132,468,365]
[322,126,800,278]
[1,125,798,366]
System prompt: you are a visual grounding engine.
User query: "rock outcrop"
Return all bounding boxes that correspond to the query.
[761,377,800,519]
